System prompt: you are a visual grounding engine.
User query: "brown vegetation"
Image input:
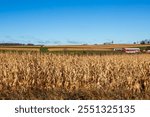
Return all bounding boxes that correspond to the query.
[47,44,150,51]
[0,48,39,51]
[0,52,150,100]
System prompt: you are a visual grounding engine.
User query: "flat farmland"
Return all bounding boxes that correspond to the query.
[0,44,150,100]
[46,44,150,51]
[0,46,40,52]
[0,47,39,51]
[1,44,150,52]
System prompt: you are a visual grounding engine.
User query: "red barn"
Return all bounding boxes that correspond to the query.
[123,48,140,53]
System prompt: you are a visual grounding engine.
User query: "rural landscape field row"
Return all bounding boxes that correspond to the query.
[0,44,150,51]
[0,52,150,99]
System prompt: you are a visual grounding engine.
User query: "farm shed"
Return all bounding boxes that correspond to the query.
[113,48,123,51]
[123,48,140,53]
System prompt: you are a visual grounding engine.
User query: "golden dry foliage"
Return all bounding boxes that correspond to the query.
[0,52,150,100]
[0,48,39,51]
[46,44,150,50]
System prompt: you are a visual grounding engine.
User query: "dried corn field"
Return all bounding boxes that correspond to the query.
[0,52,150,100]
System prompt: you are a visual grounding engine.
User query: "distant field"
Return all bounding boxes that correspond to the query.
[0,44,150,52]
[0,47,39,51]
[46,44,150,51]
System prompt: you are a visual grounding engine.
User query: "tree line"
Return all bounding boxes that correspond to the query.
[0,43,34,46]
[140,39,150,44]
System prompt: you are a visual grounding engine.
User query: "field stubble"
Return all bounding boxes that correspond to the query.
[0,52,150,99]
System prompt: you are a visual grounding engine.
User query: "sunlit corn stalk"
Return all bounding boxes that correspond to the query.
[0,52,150,99]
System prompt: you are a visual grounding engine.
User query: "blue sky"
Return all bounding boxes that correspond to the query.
[0,0,150,45]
